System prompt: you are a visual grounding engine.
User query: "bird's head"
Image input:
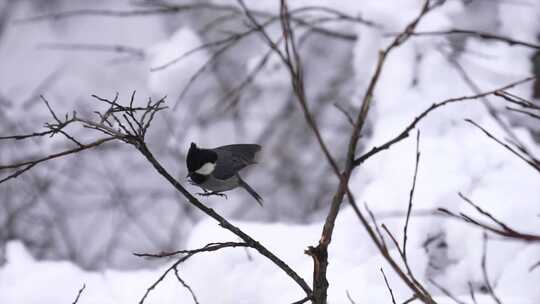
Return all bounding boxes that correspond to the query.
[186,143,218,179]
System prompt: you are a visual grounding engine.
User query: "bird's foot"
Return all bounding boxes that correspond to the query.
[197,191,228,199]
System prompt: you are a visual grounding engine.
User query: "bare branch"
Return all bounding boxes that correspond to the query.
[458,193,513,232]
[441,50,530,156]
[38,42,145,58]
[464,119,540,173]
[381,223,433,302]
[0,137,116,184]
[136,143,312,297]
[429,279,468,304]
[0,128,60,140]
[468,281,478,304]
[138,243,236,304]
[381,268,397,304]
[437,194,540,242]
[333,103,355,126]
[353,76,536,167]
[15,4,237,23]
[173,267,200,304]
[403,131,421,260]
[495,90,540,111]
[506,106,540,120]
[409,29,540,50]
[481,233,503,304]
[269,0,443,302]
[1,91,312,301]
[71,284,86,304]
[529,260,540,272]
[134,242,249,258]
[365,203,387,248]
[346,290,357,304]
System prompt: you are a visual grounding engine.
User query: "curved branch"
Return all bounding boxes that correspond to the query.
[0,137,116,184]
[352,76,536,167]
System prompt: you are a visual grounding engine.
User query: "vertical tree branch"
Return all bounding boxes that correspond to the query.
[403,131,421,260]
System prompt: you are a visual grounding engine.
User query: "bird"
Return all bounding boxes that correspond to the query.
[186,142,263,206]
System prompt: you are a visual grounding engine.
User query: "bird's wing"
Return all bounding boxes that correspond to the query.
[215,144,261,162]
[212,144,261,179]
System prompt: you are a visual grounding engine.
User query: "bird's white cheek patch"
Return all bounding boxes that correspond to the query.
[195,162,216,175]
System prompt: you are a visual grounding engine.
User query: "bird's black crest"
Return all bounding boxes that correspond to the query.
[186,142,218,172]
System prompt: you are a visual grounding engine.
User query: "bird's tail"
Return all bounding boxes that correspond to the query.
[238,176,263,207]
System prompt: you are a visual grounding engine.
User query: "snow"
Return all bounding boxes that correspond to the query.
[1,0,540,303]
[1,213,538,303]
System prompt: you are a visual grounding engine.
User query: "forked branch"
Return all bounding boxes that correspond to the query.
[0,93,312,302]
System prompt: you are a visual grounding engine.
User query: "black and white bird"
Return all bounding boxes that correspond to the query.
[186,143,263,206]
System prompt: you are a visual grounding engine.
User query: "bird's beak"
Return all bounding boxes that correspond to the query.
[186,172,197,185]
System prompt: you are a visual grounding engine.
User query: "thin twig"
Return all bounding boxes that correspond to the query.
[290,296,312,304]
[333,103,355,126]
[458,193,513,232]
[403,295,419,304]
[346,290,357,304]
[481,233,503,304]
[134,241,249,258]
[173,267,200,304]
[138,242,252,303]
[365,203,387,248]
[381,268,397,304]
[403,130,421,260]
[495,90,540,110]
[409,29,540,50]
[507,107,540,120]
[465,119,540,173]
[442,51,530,157]
[38,42,145,58]
[437,194,540,242]
[71,284,86,304]
[353,76,536,167]
[429,279,468,304]
[529,260,540,272]
[467,281,478,304]
[0,137,116,184]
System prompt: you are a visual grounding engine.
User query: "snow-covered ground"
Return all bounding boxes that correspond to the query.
[1,0,540,303]
[1,212,539,303]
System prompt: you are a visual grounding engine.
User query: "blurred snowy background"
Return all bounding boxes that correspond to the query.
[0,0,540,303]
